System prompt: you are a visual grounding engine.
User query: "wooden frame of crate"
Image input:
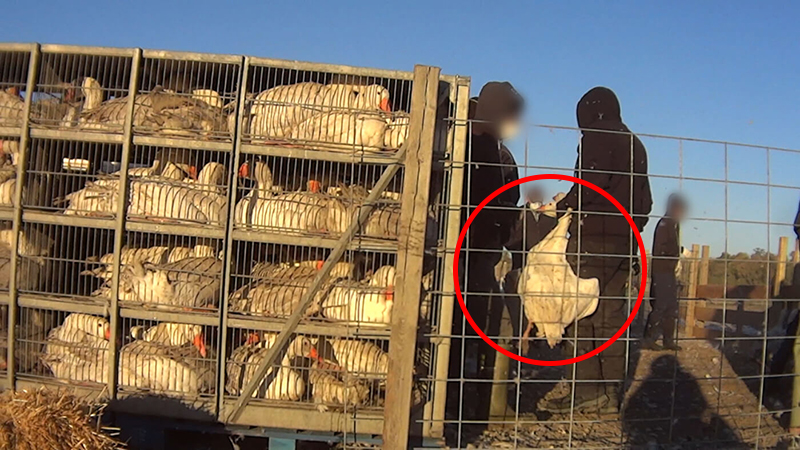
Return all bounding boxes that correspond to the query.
[0,42,470,448]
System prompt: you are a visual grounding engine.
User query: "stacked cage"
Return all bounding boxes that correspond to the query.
[1,43,463,446]
[220,58,419,435]
[0,45,34,379]
[10,46,238,415]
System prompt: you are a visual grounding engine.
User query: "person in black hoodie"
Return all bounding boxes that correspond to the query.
[449,83,523,422]
[642,193,687,351]
[543,87,652,414]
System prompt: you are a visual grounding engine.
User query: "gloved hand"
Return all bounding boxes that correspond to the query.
[631,259,641,276]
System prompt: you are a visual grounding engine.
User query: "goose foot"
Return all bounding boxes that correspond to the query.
[520,321,534,356]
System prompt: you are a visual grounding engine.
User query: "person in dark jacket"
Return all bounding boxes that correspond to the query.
[502,186,559,343]
[795,198,800,241]
[642,193,687,351]
[459,83,524,337]
[449,84,523,422]
[543,87,653,414]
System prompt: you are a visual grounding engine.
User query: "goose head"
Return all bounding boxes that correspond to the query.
[129,325,145,340]
[67,313,111,340]
[4,86,21,98]
[307,179,322,193]
[353,84,391,112]
[186,325,208,357]
[65,77,103,111]
[288,336,322,362]
[238,160,273,190]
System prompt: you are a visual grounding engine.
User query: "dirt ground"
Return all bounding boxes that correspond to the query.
[449,339,791,449]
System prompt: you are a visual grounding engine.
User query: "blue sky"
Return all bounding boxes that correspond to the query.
[4,0,799,255]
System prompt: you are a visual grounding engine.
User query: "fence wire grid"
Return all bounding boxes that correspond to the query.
[419,111,800,449]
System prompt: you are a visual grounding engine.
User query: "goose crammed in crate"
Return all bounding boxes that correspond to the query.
[62,148,228,226]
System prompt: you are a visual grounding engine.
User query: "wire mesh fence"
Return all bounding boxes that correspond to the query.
[419,110,800,448]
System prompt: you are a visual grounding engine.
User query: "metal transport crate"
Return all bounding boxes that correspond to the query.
[0,42,467,449]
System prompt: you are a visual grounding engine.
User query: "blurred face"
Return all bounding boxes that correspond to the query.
[499,114,522,141]
[526,188,543,205]
[672,204,687,221]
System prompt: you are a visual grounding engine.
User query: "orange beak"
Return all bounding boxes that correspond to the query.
[379,97,391,112]
[246,332,260,345]
[6,87,19,97]
[309,347,323,362]
[307,180,321,193]
[385,288,394,302]
[316,260,324,270]
[238,162,250,179]
[104,326,111,340]
[188,166,198,180]
[193,334,208,358]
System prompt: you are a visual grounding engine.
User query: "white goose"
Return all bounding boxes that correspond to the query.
[82,245,172,282]
[309,360,370,412]
[75,78,226,137]
[0,87,24,127]
[517,209,600,352]
[320,283,393,325]
[115,257,222,309]
[226,333,318,401]
[42,314,110,384]
[228,275,327,318]
[0,227,52,291]
[326,339,389,381]
[129,322,207,357]
[128,161,227,225]
[63,156,194,217]
[0,140,20,207]
[384,116,409,149]
[288,112,387,150]
[249,83,391,140]
[235,174,349,234]
[119,339,213,395]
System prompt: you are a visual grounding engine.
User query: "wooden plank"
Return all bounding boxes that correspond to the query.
[684,244,701,336]
[383,65,440,449]
[775,236,789,297]
[699,245,710,285]
[793,239,799,264]
[694,306,765,330]
[696,284,769,300]
[220,401,384,435]
[427,76,470,439]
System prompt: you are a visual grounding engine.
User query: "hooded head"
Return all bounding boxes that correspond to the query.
[472,82,524,140]
[576,87,621,129]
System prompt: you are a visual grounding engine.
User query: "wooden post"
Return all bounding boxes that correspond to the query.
[774,236,789,298]
[793,239,799,264]
[383,65,441,450]
[684,244,701,337]
[699,245,710,286]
